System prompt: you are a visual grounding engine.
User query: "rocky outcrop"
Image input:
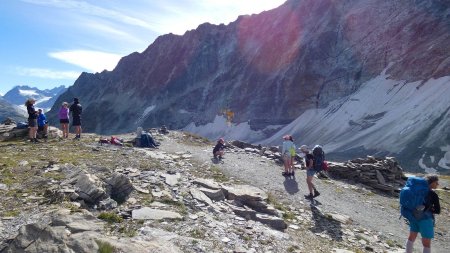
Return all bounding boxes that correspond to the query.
[0,98,26,123]
[1,209,181,253]
[327,156,406,195]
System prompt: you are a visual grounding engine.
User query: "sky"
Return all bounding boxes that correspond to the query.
[0,0,286,95]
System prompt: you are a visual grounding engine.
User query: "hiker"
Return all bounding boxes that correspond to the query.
[289,135,297,173]
[137,127,159,148]
[159,125,169,134]
[281,135,295,176]
[25,98,38,143]
[37,109,48,139]
[213,138,225,160]
[300,145,320,199]
[58,102,69,138]
[69,97,82,139]
[404,175,441,253]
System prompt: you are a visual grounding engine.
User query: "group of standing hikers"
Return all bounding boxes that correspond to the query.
[25,97,82,142]
[214,135,442,253]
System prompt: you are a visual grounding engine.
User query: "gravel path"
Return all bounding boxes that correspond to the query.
[159,133,449,253]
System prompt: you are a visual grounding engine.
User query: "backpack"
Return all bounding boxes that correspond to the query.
[399,177,431,222]
[312,145,326,172]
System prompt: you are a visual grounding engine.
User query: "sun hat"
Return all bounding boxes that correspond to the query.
[300,145,309,152]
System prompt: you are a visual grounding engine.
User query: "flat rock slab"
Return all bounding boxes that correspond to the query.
[198,187,225,201]
[132,207,182,220]
[193,178,221,190]
[326,213,352,225]
[162,173,181,186]
[222,184,267,202]
[190,188,213,205]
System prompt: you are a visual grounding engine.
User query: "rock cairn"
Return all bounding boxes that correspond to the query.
[327,156,406,195]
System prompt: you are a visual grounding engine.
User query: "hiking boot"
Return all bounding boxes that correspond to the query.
[304,193,314,200]
[313,190,321,198]
[282,171,289,176]
[34,138,40,143]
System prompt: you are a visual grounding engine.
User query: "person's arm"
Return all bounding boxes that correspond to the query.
[431,191,441,214]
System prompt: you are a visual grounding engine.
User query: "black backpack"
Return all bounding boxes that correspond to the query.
[312,145,325,172]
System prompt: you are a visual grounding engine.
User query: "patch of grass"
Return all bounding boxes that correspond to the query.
[386,239,397,247]
[3,209,20,217]
[118,224,137,237]
[96,240,116,253]
[43,171,65,181]
[160,197,188,215]
[180,131,211,146]
[98,212,123,223]
[287,245,300,252]
[267,192,288,212]
[62,202,81,213]
[189,228,206,239]
[210,165,228,182]
[282,211,296,221]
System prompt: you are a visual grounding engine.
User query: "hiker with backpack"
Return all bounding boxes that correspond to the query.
[300,145,320,199]
[136,127,159,148]
[69,97,82,139]
[25,98,38,143]
[213,138,226,160]
[281,135,296,176]
[401,175,441,253]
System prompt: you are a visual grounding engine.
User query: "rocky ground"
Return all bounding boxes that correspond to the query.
[0,128,449,253]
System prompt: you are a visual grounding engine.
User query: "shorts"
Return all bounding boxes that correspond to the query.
[409,218,434,239]
[306,169,317,177]
[60,119,69,124]
[28,118,37,127]
[72,117,81,126]
[283,154,291,160]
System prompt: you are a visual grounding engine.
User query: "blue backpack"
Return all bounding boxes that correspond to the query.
[399,177,431,222]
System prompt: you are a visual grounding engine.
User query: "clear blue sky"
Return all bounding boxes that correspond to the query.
[0,0,285,95]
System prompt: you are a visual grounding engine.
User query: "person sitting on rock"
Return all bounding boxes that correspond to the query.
[213,138,225,160]
[37,109,48,139]
[159,125,169,134]
[137,127,159,148]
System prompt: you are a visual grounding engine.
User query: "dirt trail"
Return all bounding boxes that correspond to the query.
[158,133,449,253]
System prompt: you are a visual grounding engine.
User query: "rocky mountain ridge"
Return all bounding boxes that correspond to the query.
[0,97,26,123]
[48,0,450,172]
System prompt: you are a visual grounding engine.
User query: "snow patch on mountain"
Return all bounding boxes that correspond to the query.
[135,105,156,125]
[262,68,450,170]
[184,115,265,142]
[19,89,39,96]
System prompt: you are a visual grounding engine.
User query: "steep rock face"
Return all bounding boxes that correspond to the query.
[48,0,449,170]
[0,97,26,122]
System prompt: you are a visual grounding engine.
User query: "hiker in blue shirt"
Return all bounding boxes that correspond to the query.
[37,109,48,139]
[405,175,440,253]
